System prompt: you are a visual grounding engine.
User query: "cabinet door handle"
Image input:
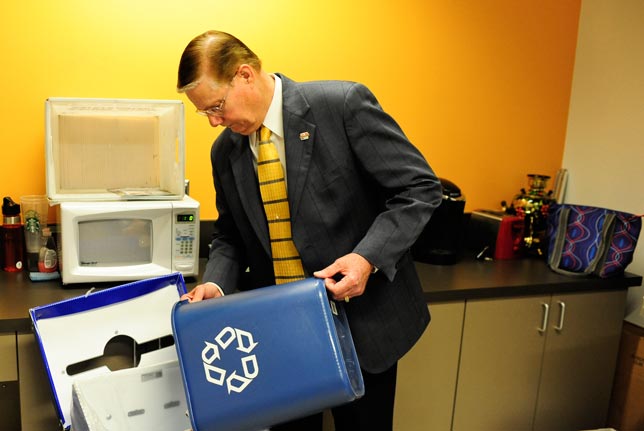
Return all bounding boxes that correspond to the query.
[538,302,550,333]
[553,301,566,331]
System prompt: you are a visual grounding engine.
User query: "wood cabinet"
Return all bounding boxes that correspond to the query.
[453,289,626,431]
[0,333,18,381]
[1,333,20,431]
[533,291,626,430]
[394,302,466,431]
[18,333,60,431]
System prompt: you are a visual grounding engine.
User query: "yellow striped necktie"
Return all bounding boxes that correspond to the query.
[257,126,306,284]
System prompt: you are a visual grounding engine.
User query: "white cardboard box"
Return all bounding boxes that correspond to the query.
[45,98,185,202]
[30,273,189,430]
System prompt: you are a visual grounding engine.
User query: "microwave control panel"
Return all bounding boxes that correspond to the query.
[173,211,198,274]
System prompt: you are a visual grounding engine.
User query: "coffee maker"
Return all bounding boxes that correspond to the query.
[412,178,466,265]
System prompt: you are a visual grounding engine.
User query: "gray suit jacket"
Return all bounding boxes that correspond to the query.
[203,74,442,373]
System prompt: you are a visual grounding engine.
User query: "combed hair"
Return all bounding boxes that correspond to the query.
[177,30,262,92]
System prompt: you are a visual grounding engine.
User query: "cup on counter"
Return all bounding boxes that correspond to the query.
[20,195,49,255]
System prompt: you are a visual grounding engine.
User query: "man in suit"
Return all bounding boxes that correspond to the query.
[177,30,442,430]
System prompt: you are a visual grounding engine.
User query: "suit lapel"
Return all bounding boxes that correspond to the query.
[228,134,271,256]
[280,75,315,220]
[284,116,315,219]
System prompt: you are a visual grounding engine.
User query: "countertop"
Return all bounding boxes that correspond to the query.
[416,257,642,301]
[1,257,641,333]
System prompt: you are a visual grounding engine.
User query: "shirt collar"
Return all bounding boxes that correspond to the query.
[263,74,284,138]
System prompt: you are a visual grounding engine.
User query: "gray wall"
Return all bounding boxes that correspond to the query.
[562,0,644,313]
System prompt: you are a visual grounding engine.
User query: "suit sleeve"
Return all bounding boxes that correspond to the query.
[344,83,443,281]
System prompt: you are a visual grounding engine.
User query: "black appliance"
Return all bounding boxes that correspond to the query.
[412,178,466,265]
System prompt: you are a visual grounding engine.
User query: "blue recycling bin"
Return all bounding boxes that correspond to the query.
[171,277,365,431]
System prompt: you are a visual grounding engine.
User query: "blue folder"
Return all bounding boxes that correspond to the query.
[30,273,188,430]
[172,277,365,431]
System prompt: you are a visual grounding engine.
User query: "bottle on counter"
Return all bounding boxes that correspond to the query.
[2,196,25,272]
[37,227,58,273]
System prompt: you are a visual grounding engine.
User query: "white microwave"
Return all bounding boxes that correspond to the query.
[58,196,199,284]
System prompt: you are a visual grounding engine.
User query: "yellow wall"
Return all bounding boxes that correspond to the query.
[0,0,580,220]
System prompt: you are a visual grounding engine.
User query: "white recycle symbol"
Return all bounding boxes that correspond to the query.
[201,327,259,394]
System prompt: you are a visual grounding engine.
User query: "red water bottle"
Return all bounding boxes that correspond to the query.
[2,196,25,272]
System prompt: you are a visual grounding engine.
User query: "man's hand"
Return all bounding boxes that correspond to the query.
[180,282,224,302]
[313,253,373,302]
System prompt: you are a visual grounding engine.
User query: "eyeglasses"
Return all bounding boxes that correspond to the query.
[195,73,237,118]
[195,84,231,117]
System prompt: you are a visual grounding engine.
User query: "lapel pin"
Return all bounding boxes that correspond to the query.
[299,132,310,141]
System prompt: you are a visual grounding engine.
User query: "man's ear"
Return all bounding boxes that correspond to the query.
[238,64,253,83]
